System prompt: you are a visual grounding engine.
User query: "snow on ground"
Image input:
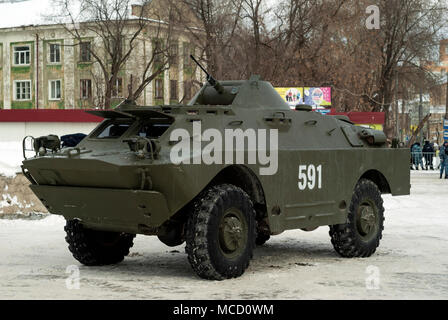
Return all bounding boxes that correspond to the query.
[0,142,23,177]
[0,171,447,299]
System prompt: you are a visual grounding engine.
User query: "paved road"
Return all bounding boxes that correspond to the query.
[0,171,447,299]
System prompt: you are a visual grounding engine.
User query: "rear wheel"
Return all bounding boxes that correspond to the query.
[329,179,384,258]
[64,219,135,266]
[185,184,256,280]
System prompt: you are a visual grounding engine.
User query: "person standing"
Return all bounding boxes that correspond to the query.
[439,141,448,179]
[410,143,417,170]
[412,142,424,170]
[423,140,435,170]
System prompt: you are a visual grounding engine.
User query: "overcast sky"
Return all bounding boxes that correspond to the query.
[0,0,53,28]
[0,0,278,29]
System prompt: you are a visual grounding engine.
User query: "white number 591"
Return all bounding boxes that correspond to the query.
[298,164,322,190]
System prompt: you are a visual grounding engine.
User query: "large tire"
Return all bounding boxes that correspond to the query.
[64,219,135,266]
[185,184,257,280]
[329,179,384,258]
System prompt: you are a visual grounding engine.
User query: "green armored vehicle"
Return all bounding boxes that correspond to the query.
[22,61,410,280]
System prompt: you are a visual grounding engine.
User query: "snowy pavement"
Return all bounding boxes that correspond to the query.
[0,171,447,300]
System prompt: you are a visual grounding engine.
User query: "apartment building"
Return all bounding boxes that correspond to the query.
[0,4,202,109]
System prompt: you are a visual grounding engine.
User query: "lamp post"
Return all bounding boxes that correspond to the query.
[395,71,399,140]
[445,71,448,142]
[445,71,448,121]
[418,87,423,144]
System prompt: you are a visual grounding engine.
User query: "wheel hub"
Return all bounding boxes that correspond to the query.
[358,204,376,235]
[220,216,243,252]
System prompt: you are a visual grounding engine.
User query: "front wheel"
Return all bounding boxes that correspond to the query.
[329,179,384,258]
[65,219,135,266]
[185,184,256,280]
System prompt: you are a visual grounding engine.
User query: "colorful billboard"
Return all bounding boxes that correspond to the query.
[304,87,332,107]
[275,87,331,109]
[275,87,304,108]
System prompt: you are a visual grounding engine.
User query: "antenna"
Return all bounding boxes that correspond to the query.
[190,55,224,94]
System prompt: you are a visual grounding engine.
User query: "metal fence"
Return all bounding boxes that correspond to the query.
[410,152,443,170]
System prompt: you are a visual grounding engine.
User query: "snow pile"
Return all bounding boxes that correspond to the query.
[0,171,48,217]
[1,192,33,210]
[0,141,23,177]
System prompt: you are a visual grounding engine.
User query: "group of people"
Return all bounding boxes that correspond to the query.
[285,91,301,103]
[411,140,448,179]
[411,141,435,170]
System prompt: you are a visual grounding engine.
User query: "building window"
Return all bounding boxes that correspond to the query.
[14,46,30,65]
[183,43,191,67]
[80,42,91,62]
[184,80,192,101]
[14,80,31,101]
[170,80,178,100]
[169,41,178,66]
[153,39,164,65]
[49,80,62,100]
[155,79,164,99]
[80,79,92,99]
[49,44,61,63]
[112,78,123,97]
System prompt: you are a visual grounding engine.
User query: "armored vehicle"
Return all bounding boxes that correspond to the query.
[22,61,410,280]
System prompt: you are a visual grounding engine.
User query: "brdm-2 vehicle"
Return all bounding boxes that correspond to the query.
[22,59,410,280]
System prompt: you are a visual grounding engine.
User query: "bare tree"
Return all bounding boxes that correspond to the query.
[172,0,244,79]
[240,0,265,73]
[47,0,447,133]
[51,0,175,109]
[361,0,445,135]
[268,0,445,137]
